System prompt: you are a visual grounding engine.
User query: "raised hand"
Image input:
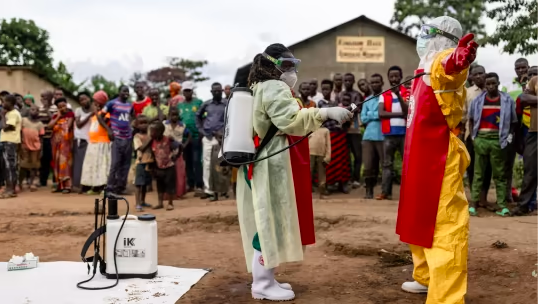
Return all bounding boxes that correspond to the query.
[442,33,479,75]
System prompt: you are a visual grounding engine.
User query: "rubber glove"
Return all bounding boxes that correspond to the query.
[442,33,478,75]
[319,107,353,124]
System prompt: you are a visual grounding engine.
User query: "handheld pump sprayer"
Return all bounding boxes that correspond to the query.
[221,72,425,167]
[76,192,129,290]
[76,191,158,290]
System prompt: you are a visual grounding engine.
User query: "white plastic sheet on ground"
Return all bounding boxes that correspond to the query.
[0,261,208,304]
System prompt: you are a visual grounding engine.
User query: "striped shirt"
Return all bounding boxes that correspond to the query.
[479,95,501,134]
[38,105,58,138]
[378,92,406,136]
[102,99,132,139]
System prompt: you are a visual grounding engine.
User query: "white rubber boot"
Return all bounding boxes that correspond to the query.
[277,281,292,290]
[251,250,295,301]
[401,281,429,294]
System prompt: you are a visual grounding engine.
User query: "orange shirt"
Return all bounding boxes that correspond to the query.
[21,118,45,151]
[88,112,111,143]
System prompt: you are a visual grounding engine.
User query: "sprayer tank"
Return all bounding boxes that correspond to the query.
[223,88,256,163]
[105,214,158,279]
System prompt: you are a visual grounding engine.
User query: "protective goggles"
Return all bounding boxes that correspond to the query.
[419,24,460,44]
[263,53,301,73]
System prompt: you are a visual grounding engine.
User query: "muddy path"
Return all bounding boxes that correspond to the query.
[0,189,536,303]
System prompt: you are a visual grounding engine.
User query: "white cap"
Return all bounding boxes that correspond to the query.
[182,81,195,91]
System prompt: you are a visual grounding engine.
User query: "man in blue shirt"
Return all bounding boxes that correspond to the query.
[361,74,385,199]
[102,85,133,195]
[196,82,227,200]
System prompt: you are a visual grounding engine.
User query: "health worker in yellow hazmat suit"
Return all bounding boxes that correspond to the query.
[236,43,353,301]
[396,16,477,303]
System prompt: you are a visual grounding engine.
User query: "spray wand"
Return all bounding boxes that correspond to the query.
[222,72,425,166]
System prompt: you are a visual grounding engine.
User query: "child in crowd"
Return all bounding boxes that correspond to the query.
[0,95,22,199]
[133,115,154,212]
[208,130,230,201]
[20,105,45,191]
[309,126,331,198]
[150,121,181,210]
[81,93,112,195]
[324,92,351,194]
[164,107,190,198]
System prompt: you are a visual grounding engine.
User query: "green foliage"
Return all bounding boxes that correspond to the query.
[128,72,146,89]
[84,74,121,98]
[51,61,85,93]
[0,18,84,95]
[391,0,486,40]
[0,18,54,72]
[485,0,537,56]
[168,57,209,83]
[132,58,210,100]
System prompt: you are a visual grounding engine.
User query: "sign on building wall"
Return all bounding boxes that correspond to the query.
[336,36,385,63]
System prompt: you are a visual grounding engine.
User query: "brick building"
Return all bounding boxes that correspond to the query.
[234,15,419,90]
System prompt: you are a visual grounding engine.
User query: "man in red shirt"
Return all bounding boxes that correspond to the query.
[132,82,151,117]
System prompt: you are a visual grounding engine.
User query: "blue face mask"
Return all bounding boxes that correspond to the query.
[416,37,429,57]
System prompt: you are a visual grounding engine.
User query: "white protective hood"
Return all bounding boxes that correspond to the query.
[418,16,463,85]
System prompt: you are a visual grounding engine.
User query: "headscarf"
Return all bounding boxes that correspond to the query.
[23,94,35,106]
[93,90,109,105]
[170,82,181,98]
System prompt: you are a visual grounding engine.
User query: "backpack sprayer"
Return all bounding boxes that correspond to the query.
[221,73,425,167]
[76,192,158,290]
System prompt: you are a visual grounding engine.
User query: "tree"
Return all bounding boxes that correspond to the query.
[167,57,209,83]
[0,18,85,94]
[84,74,121,98]
[391,0,486,40]
[52,61,85,94]
[146,66,186,85]
[128,72,146,88]
[0,18,54,73]
[485,0,537,56]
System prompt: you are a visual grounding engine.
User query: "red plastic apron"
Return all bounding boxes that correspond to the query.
[247,98,316,246]
[287,135,316,246]
[396,69,450,248]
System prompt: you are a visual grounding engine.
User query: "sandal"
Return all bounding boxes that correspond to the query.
[136,205,144,212]
[62,189,72,194]
[0,192,17,199]
[30,185,38,192]
[152,205,164,210]
[469,207,478,216]
[166,204,174,211]
[86,190,99,195]
[496,208,511,217]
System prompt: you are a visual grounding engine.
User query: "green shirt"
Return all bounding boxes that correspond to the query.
[142,104,169,120]
[177,99,203,139]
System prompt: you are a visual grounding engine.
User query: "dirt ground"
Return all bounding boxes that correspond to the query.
[0,186,536,304]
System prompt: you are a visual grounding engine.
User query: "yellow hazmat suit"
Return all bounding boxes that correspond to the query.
[236,80,323,272]
[397,16,477,304]
[409,48,471,304]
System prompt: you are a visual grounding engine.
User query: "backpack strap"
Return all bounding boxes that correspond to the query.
[254,123,279,158]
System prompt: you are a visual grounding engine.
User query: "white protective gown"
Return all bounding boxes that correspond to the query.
[236,80,323,271]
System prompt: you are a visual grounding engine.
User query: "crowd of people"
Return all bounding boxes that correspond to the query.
[0,58,535,217]
[0,81,233,212]
[301,57,536,217]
